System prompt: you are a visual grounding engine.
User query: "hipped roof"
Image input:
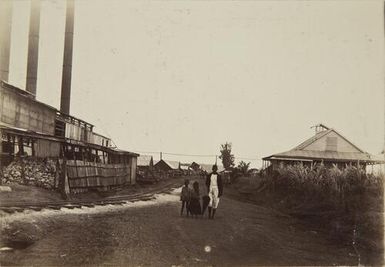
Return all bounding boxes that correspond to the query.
[263,126,384,164]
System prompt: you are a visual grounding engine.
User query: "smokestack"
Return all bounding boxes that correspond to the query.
[26,0,41,97]
[0,0,13,82]
[60,0,75,115]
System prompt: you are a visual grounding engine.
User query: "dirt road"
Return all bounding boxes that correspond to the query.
[0,183,358,266]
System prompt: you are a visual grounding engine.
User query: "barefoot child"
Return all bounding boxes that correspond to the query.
[180,179,191,216]
[189,181,202,218]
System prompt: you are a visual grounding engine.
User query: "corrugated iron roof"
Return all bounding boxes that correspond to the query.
[166,160,180,169]
[180,165,190,170]
[180,163,191,167]
[266,150,377,162]
[294,130,331,150]
[293,128,364,153]
[108,147,139,157]
[263,125,383,163]
[154,160,180,170]
[137,155,153,166]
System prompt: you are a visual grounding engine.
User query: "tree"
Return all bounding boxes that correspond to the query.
[237,161,251,176]
[219,142,235,170]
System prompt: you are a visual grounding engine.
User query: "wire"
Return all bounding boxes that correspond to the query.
[131,150,261,161]
[236,157,260,161]
[132,150,160,154]
[163,152,217,157]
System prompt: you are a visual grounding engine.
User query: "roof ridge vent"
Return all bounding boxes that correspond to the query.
[311,123,329,135]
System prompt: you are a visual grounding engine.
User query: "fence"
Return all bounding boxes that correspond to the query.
[66,160,131,192]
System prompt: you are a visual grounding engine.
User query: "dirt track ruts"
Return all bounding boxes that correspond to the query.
[0,179,359,266]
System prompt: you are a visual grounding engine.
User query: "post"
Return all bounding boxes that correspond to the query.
[31,138,35,157]
[18,137,24,156]
[11,135,15,160]
[59,158,70,199]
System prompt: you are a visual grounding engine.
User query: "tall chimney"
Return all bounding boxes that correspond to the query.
[26,0,41,96]
[60,0,75,115]
[0,0,13,82]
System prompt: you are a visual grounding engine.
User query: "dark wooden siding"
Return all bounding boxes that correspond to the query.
[66,160,132,190]
[154,160,173,172]
[34,139,61,158]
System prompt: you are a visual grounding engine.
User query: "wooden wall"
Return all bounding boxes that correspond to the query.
[0,85,56,135]
[66,160,132,191]
[63,121,111,147]
[64,123,87,143]
[304,131,361,153]
[34,139,61,158]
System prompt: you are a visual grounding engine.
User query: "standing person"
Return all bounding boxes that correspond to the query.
[180,179,191,216]
[206,165,223,219]
[189,181,202,218]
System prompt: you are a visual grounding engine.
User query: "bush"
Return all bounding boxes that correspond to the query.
[268,163,383,214]
[233,164,383,262]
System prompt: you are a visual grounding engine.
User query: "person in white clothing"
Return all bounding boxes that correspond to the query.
[205,165,223,219]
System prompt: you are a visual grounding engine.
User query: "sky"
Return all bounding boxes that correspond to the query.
[7,0,385,167]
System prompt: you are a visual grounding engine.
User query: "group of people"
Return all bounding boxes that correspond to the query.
[180,165,223,219]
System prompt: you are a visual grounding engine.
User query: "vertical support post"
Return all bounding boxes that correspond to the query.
[59,157,70,199]
[11,135,15,160]
[31,138,36,157]
[18,137,24,156]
